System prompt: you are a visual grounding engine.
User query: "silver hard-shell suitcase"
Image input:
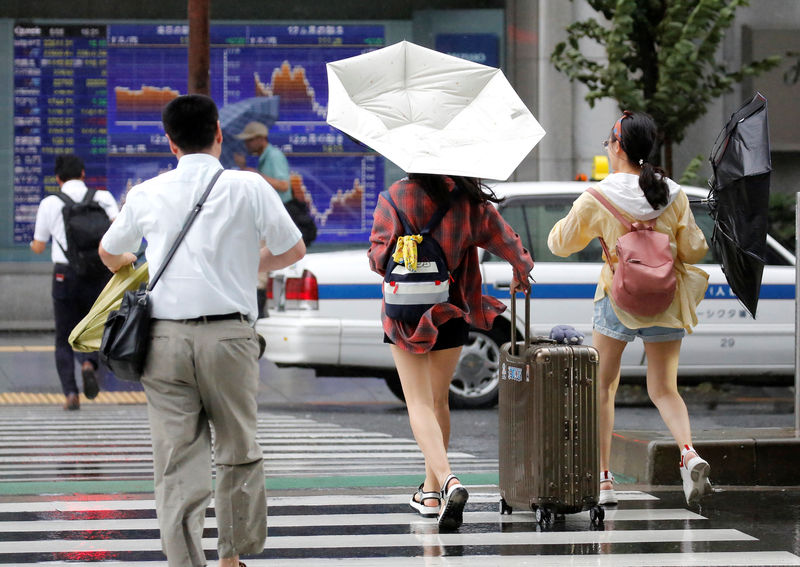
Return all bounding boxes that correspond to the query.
[498,289,604,525]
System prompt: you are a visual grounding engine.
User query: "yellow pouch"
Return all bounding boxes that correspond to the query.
[69,263,150,352]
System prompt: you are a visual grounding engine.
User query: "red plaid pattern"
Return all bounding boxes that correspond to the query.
[368,177,534,353]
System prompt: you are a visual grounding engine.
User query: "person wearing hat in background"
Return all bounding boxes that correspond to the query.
[233,121,290,202]
[234,121,293,317]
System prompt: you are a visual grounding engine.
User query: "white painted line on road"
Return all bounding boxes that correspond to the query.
[0,438,398,447]
[0,508,705,532]
[262,528,757,549]
[99,551,800,567]
[0,451,476,463]
[0,490,657,513]
[0,443,425,455]
[0,529,756,553]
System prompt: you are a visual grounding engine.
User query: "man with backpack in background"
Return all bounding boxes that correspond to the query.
[30,154,119,410]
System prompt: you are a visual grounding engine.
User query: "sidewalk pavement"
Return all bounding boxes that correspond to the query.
[607,382,799,486]
[1,331,797,486]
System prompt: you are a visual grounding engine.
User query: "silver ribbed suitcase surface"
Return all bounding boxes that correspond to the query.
[498,290,604,525]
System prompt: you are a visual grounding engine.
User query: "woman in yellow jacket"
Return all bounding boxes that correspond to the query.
[548,111,711,507]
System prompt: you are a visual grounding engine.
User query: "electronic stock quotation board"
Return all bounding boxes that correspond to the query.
[13,22,385,245]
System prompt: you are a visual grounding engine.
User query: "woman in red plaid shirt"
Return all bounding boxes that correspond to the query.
[368,173,534,530]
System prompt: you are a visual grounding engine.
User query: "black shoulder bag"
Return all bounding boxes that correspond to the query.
[99,169,224,382]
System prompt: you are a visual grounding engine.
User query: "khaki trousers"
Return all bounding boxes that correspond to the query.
[142,319,267,566]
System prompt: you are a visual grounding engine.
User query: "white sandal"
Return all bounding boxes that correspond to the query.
[409,483,441,518]
[438,474,469,531]
[598,470,618,506]
[680,444,712,505]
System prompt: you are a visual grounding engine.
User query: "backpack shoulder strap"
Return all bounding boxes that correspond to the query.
[382,183,462,235]
[381,190,415,234]
[54,192,76,207]
[81,188,97,204]
[586,187,622,273]
[586,187,633,231]
[421,184,461,235]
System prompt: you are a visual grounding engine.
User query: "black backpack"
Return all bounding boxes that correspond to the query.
[54,188,112,278]
[381,188,458,323]
[285,198,318,246]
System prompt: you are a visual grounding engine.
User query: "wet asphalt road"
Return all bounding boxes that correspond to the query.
[0,331,799,564]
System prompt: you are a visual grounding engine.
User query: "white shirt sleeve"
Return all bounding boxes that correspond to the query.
[100,193,143,254]
[32,196,57,243]
[95,190,120,220]
[253,177,302,255]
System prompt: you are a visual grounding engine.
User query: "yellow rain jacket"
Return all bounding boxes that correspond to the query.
[548,180,708,332]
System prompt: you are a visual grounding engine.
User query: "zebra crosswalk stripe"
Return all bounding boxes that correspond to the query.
[0,408,798,565]
[81,555,800,567]
[0,407,492,482]
[0,489,799,565]
[0,529,762,553]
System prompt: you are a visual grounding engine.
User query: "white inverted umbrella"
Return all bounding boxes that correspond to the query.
[326,40,545,181]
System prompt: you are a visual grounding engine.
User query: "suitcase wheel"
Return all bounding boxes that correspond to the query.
[500,498,513,515]
[535,507,552,526]
[589,505,605,526]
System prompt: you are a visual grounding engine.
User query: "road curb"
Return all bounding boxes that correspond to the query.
[612,428,800,486]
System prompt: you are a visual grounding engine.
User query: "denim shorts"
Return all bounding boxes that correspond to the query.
[593,296,685,343]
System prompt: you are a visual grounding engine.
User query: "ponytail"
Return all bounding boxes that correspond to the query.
[639,163,669,210]
[613,111,669,210]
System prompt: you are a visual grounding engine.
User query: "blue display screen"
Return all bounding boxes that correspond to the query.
[13,22,385,245]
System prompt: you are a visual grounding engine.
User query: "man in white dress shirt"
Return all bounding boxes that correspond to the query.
[99,94,305,567]
[31,154,119,410]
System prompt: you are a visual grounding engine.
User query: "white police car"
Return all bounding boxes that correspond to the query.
[257,182,796,409]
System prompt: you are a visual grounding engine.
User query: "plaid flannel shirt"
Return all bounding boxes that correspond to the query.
[368,177,534,353]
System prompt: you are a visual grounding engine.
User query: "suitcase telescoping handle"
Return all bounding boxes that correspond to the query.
[509,287,531,356]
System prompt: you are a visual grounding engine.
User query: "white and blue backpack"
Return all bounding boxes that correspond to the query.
[382,189,458,324]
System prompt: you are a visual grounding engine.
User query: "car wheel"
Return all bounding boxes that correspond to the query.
[449,328,505,409]
[382,326,507,409]
[383,372,405,402]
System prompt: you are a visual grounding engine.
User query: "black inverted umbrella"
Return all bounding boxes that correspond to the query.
[707,92,771,319]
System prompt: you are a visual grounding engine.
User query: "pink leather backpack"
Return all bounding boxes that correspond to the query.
[587,188,676,317]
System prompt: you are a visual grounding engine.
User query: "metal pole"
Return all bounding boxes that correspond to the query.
[795,192,800,436]
[187,0,210,95]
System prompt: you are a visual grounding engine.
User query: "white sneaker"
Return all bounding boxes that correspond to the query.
[680,445,711,506]
[598,470,618,506]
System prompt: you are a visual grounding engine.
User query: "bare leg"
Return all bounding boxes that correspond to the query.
[593,331,627,490]
[219,557,239,567]
[390,345,453,497]
[644,339,694,454]
[424,347,462,491]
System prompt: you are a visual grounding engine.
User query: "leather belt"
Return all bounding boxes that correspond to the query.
[175,313,246,324]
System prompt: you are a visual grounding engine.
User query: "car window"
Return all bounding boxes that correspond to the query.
[486,195,790,267]
[487,196,603,263]
[690,203,791,266]
[689,204,718,265]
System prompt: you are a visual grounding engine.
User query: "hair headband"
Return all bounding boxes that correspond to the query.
[612,110,634,143]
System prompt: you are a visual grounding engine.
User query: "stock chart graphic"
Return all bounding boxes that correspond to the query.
[114,85,180,124]
[254,62,327,120]
[287,155,380,241]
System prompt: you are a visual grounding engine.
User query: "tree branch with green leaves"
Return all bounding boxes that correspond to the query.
[551,0,781,176]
